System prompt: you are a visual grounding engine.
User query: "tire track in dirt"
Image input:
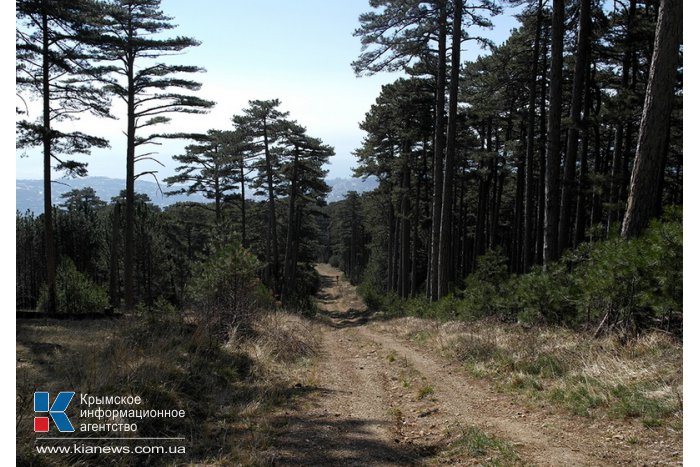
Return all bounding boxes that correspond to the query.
[266,265,417,465]
[266,264,675,466]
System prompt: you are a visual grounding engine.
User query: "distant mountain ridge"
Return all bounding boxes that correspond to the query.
[16,176,379,214]
[324,177,378,203]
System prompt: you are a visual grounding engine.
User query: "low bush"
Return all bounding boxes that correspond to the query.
[436,211,681,336]
[36,258,109,314]
[328,254,341,268]
[188,241,272,342]
[573,209,682,335]
[16,305,321,465]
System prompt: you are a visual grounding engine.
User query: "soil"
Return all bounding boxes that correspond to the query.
[264,264,682,466]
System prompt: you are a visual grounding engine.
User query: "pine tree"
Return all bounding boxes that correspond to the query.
[164,130,244,236]
[92,0,214,309]
[278,122,334,300]
[233,99,290,291]
[543,0,565,265]
[16,0,111,313]
[621,0,681,239]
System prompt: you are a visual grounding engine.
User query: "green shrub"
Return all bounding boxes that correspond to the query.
[328,254,341,268]
[457,249,511,320]
[573,208,682,334]
[188,242,272,340]
[284,263,322,313]
[610,384,675,420]
[510,263,576,325]
[37,258,108,314]
[358,276,398,312]
[506,208,681,333]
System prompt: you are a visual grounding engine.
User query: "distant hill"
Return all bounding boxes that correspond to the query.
[15,177,207,215]
[16,176,379,214]
[325,177,378,203]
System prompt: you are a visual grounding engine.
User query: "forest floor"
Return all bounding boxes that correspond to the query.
[263,263,682,466]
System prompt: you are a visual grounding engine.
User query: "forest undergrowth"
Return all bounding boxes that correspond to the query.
[371,317,682,432]
[16,310,321,466]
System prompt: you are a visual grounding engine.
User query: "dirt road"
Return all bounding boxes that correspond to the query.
[266,264,678,466]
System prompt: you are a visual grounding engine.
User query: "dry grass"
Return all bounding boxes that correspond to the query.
[244,312,320,365]
[434,425,522,466]
[372,317,682,427]
[16,310,321,466]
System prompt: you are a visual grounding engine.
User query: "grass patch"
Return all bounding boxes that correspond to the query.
[548,384,606,417]
[448,425,521,465]
[417,384,434,399]
[515,354,566,378]
[508,373,544,391]
[411,330,432,344]
[609,384,675,420]
[372,317,682,429]
[16,310,320,465]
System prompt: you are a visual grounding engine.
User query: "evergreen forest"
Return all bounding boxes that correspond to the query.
[15,0,683,465]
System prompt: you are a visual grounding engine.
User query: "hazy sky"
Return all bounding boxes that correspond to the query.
[15,1,520,181]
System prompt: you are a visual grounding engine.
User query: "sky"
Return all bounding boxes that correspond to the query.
[14,0,520,182]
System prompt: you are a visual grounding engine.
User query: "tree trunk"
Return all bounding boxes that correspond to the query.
[262,121,279,291]
[622,0,681,238]
[575,64,594,246]
[558,0,590,254]
[410,142,425,297]
[387,193,395,293]
[488,121,500,250]
[399,157,411,299]
[523,0,543,272]
[514,123,526,273]
[608,0,636,234]
[109,203,120,308]
[437,0,462,299]
[41,9,57,314]
[543,0,565,266]
[240,160,247,248]
[124,53,136,310]
[283,146,299,300]
[536,25,549,265]
[429,1,448,301]
[474,124,489,266]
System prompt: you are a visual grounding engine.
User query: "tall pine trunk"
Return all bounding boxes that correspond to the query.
[283,147,300,300]
[437,0,462,299]
[124,52,136,310]
[109,203,120,308]
[543,0,565,266]
[240,161,247,248]
[558,0,590,254]
[523,0,543,272]
[41,8,57,314]
[399,157,411,298]
[622,0,681,238]
[574,64,593,245]
[262,121,280,291]
[608,0,636,234]
[474,124,489,266]
[536,25,549,264]
[429,1,448,301]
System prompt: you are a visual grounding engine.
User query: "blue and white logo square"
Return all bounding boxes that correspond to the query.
[34,392,75,433]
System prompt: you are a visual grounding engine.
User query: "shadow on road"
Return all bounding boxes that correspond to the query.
[267,413,420,466]
[319,308,374,329]
[314,271,382,329]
